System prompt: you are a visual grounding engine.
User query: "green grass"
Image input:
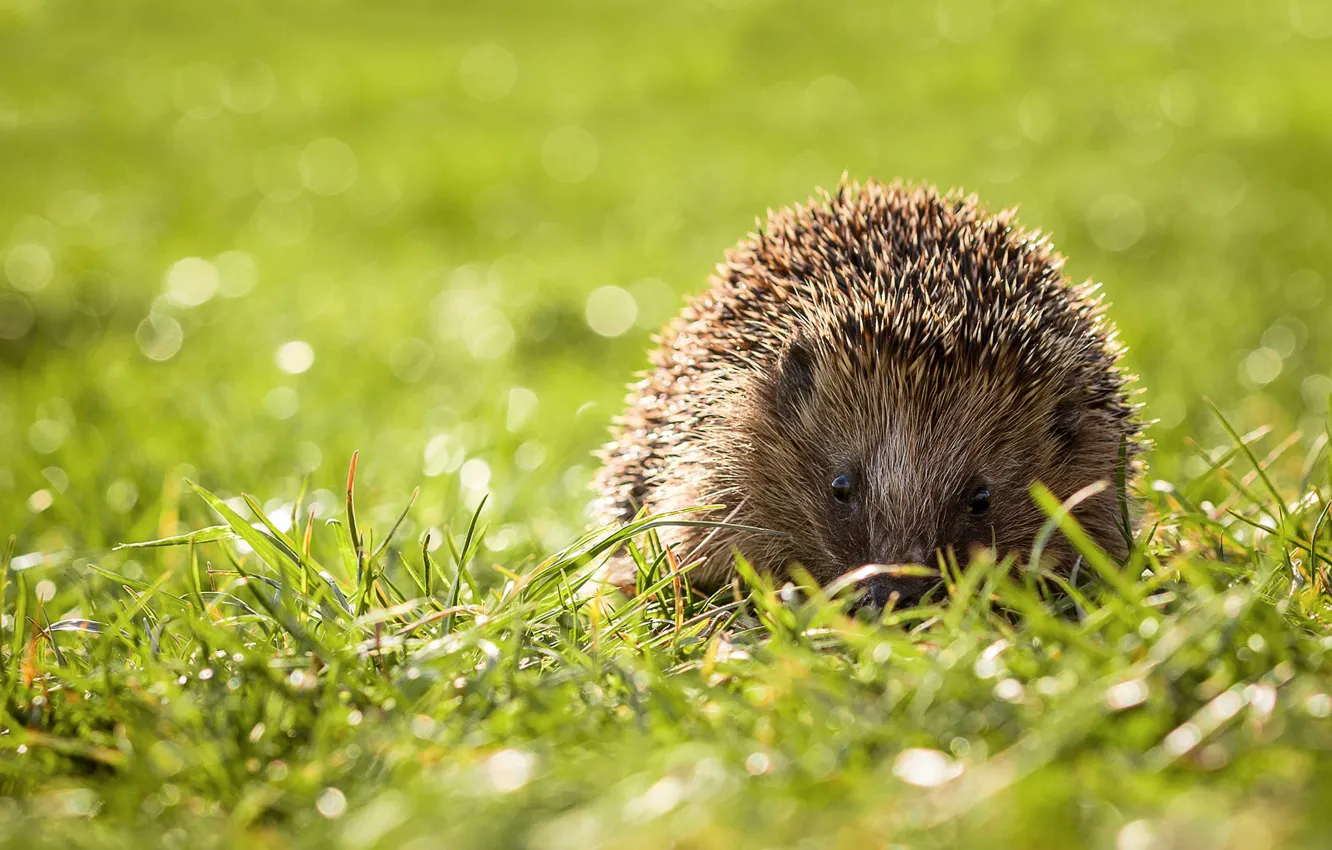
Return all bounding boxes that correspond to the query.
[4,425,1332,848]
[3,0,1332,846]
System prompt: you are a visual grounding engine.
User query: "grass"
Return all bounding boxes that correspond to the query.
[3,416,1332,849]
[4,0,1332,846]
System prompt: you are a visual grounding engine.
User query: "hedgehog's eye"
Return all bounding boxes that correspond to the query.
[968,486,991,516]
[830,474,854,504]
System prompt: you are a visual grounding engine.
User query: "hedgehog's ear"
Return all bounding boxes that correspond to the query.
[1050,400,1083,448]
[769,337,816,419]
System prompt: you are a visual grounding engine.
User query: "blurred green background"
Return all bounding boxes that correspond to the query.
[2,0,1330,570]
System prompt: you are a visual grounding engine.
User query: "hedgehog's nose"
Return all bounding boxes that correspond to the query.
[861,573,940,610]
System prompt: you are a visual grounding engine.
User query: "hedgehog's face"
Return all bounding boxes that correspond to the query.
[741,338,1125,606]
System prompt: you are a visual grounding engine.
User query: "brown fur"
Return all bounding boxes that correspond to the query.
[594,179,1140,598]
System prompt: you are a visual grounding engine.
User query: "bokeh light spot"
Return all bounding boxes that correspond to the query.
[136,315,184,362]
[107,479,139,514]
[1301,374,1332,412]
[424,434,465,478]
[215,250,258,297]
[296,442,323,473]
[43,466,68,493]
[937,0,993,44]
[164,257,220,308]
[0,292,35,340]
[174,62,227,120]
[892,748,962,787]
[315,787,346,819]
[486,748,535,792]
[27,419,67,454]
[1087,194,1146,252]
[1106,679,1149,711]
[5,243,54,292]
[1243,348,1282,386]
[265,387,300,420]
[994,678,1025,703]
[462,308,515,360]
[1017,90,1056,142]
[459,458,491,492]
[300,138,358,196]
[1307,693,1332,718]
[1159,71,1201,126]
[459,43,518,102]
[224,58,276,114]
[584,286,637,337]
[1261,322,1298,358]
[541,125,599,184]
[803,76,861,123]
[276,341,315,374]
[506,387,538,432]
[49,189,101,226]
[514,441,546,471]
[744,752,771,776]
[1117,820,1158,850]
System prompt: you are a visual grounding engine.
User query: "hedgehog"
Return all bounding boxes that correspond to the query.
[594,179,1140,606]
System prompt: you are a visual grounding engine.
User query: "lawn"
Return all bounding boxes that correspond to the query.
[3,0,1332,847]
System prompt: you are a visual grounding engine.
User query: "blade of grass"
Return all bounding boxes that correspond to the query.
[1,535,12,669]
[369,486,420,563]
[187,481,303,585]
[444,495,487,634]
[423,532,435,598]
[187,535,206,613]
[346,451,364,587]
[114,526,236,549]
[290,474,310,544]
[91,565,176,666]
[1028,480,1106,574]
[1031,483,1139,602]
[1207,399,1287,523]
[9,569,27,677]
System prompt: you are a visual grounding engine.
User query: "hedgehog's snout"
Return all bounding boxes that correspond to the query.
[858,572,941,610]
[854,542,942,609]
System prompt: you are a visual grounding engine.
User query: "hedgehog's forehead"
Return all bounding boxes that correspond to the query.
[800,327,1075,402]
[766,342,1065,447]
